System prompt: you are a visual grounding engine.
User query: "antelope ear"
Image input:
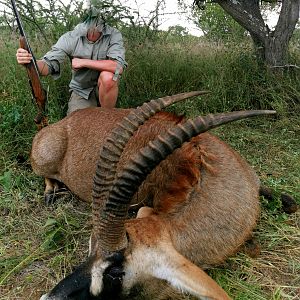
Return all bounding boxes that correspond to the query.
[149,247,231,300]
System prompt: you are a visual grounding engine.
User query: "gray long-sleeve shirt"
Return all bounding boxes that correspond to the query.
[42,22,127,99]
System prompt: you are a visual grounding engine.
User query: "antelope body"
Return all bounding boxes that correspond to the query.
[35,92,276,300]
[31,91,209,203]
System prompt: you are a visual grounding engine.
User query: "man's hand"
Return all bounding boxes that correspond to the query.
[72,58,87,71]
[16,48,32,64]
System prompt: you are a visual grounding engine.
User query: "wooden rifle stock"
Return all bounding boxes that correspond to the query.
[11,0,48,130]
[19,37,48,129]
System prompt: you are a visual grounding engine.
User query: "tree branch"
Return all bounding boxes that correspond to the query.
[273,0,300,42]
[270,64,300,69]
[215,0,268,40]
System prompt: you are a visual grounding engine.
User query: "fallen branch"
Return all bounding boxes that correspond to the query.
[270,64,300,70]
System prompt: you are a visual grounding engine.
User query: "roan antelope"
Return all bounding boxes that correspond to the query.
[38,92,277,299]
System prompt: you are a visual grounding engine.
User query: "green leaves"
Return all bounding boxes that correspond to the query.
[193,3,246,42]
[0,170,12,192]
[42,215,81,250]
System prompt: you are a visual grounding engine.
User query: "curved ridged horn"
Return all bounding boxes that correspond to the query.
[92,91,208,251]
[96,110,276,253]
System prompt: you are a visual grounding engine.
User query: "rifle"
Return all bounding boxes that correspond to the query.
[11,0,48,130]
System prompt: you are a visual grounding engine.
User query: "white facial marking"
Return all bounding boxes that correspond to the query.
[123,245,186,294]
[90,260,110,296]
[122,246,159,291]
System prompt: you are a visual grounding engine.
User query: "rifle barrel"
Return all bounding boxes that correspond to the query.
[10,0,40,75]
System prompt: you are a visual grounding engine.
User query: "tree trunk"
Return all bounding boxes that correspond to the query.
[215,0,300,67]
[263,34,289,67]
[265,0,300,66]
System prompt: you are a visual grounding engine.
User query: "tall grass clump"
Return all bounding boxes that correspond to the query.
[119,39,300,117]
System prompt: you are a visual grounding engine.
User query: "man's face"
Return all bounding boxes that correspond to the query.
[87,26,101,42]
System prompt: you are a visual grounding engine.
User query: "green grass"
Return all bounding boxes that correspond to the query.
[0,34,299,299]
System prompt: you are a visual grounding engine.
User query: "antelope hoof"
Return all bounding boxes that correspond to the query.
[44,192,56,206]
[281,194,298,214]
[243,238,261,258]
